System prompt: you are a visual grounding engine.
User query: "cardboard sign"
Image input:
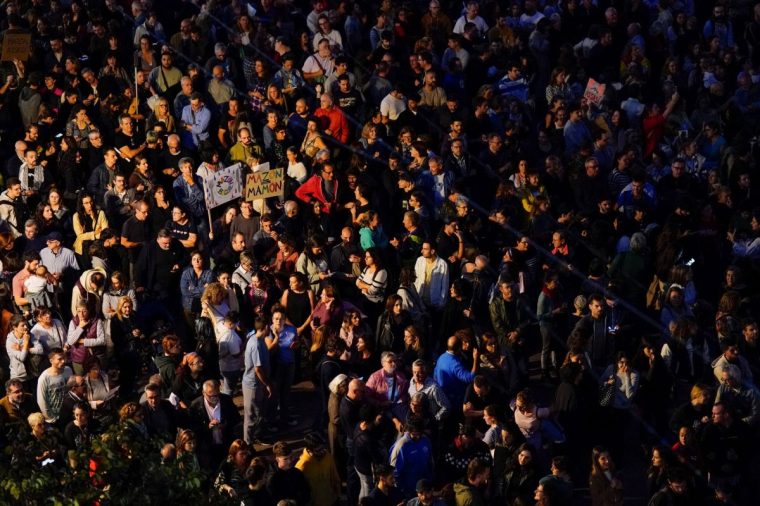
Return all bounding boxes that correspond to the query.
[583,78,606,106]
[203,163,243,208]
[245,166,285,201]
[1,33,32,62]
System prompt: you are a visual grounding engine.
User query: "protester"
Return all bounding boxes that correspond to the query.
[0,3,758,504]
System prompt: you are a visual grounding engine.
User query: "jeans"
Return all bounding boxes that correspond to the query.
[272,361,294,420]
[243,382,266,443]
[356,468,373,500]
[345,438,359,504]
[540,325,557,371]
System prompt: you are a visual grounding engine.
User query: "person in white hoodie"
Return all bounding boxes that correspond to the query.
[70,267,107,318]
[215,312,242,395]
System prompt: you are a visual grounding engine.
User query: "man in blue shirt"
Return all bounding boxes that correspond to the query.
[242,317,272,444]
[496,64,530,103]
[180,92,211,149]
[433,335,477,409]
[563,105,592,156]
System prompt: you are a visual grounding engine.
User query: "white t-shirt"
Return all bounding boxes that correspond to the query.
[302,53,335,77]
[288,161,308,183]
[380,93,407,121]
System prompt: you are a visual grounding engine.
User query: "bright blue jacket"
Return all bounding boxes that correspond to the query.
[433,351,475,407]
[389,433,433,496]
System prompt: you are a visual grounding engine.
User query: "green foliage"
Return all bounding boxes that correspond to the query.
[0,423,210,505]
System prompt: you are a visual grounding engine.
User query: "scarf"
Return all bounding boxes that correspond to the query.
[69,315,99,364]
[19,163,45,191]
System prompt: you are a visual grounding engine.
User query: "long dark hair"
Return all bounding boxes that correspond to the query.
[364,247,383,269]
[304,233,327,262]
[75,191,97,229]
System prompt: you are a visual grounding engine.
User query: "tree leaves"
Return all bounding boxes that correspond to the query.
[0,423,209,505]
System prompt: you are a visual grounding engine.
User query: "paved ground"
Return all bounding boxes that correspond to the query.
[232,379,321,454]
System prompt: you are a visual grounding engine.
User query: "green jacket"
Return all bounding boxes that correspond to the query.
[488,294,533,347]
[453,482,485,506]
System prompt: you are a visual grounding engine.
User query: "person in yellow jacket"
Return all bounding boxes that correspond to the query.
[295,433,341,506]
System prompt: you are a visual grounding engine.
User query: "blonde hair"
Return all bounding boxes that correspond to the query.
[115,296,134,319]
[119,401,141,422]
[311,325,333,353]
[202,282,227,306]
[690,384,710,403]
[27,412,45,428]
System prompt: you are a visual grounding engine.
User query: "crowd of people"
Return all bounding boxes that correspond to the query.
[0,0,760,504]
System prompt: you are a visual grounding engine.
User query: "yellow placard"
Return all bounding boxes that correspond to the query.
[1,33,32,62]
[245,167,285,201]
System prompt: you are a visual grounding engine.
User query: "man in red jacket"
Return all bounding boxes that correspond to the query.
[315,93,349,145]
[295,161,339,214]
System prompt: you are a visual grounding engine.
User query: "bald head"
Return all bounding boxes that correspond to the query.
[347,379,364,400]
[447,335,460,352]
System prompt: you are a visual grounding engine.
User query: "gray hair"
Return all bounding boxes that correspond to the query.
[203,379,220,391]
[283,200,298,213]
[629,232,647,253]
[381,351,397,363]
[721,363,742,384]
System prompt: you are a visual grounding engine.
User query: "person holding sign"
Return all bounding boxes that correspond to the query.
[295,161,339,215]
[642,91,679,158]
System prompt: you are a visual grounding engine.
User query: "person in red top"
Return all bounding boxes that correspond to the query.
[314,93,349,145]
[295,161,340,214]
[642,91,679,158]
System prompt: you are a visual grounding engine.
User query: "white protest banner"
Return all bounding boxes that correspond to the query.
[245,165,285,201]
[583,78,606,106]
[203,163,243,208]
